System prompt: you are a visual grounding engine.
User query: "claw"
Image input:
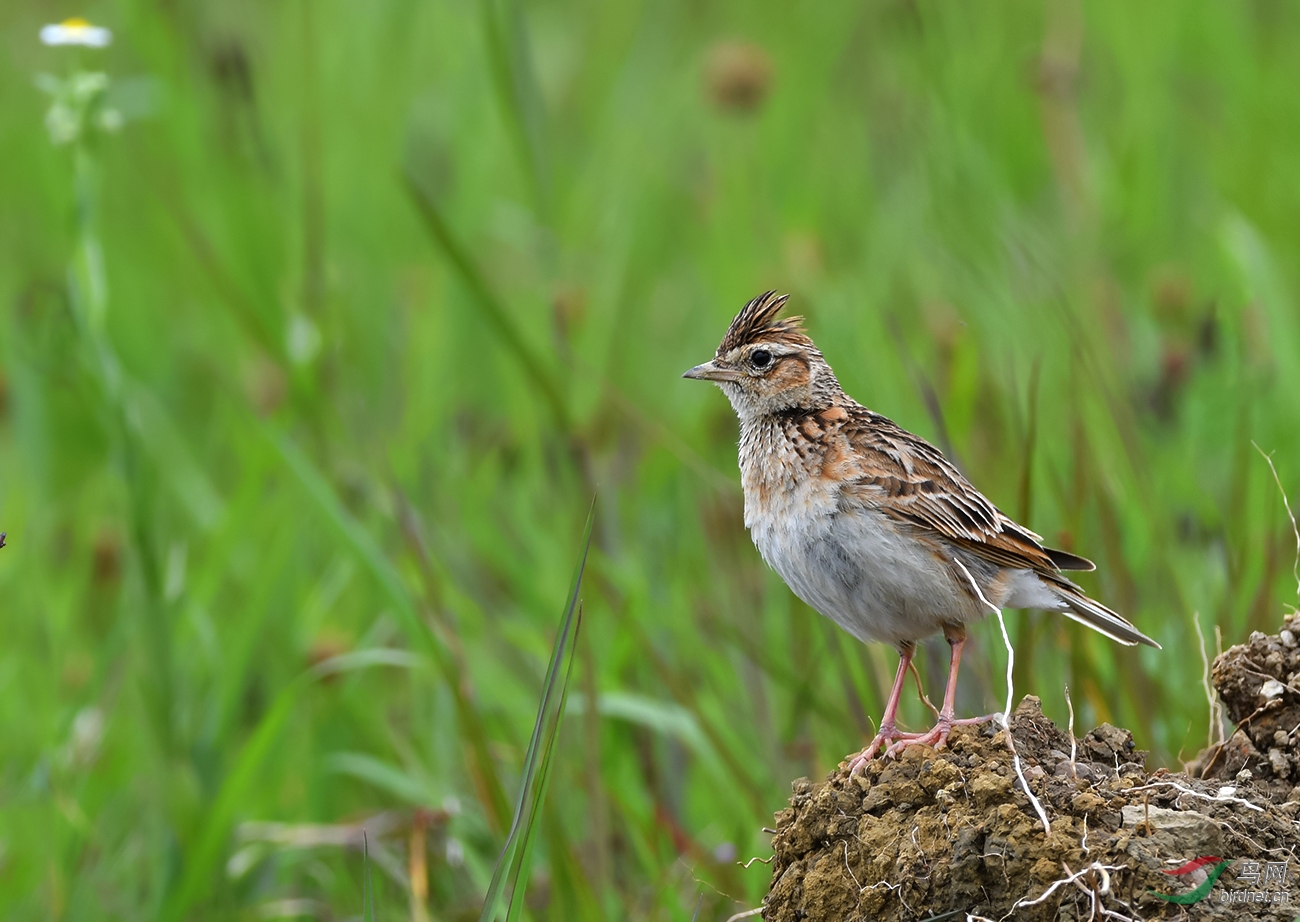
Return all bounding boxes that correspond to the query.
[883,715,997,760]
[846,731,894,774]
[883,721,951,759]
[849,714,998,769]
[846,725,937,772]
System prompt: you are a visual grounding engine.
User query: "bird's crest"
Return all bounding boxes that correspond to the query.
[716,291,808,355]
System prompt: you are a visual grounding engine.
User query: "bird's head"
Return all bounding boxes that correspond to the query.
[683,291,840,420]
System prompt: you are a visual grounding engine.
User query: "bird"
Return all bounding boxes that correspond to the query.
[683,291,1159,769]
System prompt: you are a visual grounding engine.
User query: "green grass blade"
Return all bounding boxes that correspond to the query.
[481,0,551,221]
[327,752,434,806]
[268,427,442,663]
[393,491,512,831]
[503,602,582,922]
[401,167,569,428]
[363,831,375,922]
[161,646,421,921]
[160,673,309,921]
[478,499,594,922]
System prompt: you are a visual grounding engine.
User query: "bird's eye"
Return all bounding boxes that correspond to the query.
[751,349,772,369]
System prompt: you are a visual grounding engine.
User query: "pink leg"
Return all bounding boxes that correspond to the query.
[882,628,994,758]
[845,644,914,774]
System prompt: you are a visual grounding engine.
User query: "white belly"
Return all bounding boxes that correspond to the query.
[745,482,986,647]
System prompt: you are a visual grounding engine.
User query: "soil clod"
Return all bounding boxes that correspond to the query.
[763,616,1300,920]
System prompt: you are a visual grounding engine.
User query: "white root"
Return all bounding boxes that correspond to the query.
[953,557,1051,835]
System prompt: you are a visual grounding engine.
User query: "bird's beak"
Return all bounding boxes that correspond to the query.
[682,360,742,383]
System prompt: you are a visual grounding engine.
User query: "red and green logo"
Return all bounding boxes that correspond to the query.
[1150,856,1232,904]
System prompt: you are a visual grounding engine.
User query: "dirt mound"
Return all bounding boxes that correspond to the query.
[1196,610,1300,792]
[763,630,1300,920]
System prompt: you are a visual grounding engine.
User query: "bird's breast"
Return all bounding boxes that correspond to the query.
[738,434,845,597]
[738,426,838,536]
[736,426,985,645]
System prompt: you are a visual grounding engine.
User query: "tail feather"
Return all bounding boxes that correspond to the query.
[1056,587,1160,649]
[1046,547,1096,571]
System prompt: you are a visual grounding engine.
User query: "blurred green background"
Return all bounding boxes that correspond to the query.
[4,0,1300,918]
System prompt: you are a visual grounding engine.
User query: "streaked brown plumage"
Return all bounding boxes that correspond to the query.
[685,291,1158,765]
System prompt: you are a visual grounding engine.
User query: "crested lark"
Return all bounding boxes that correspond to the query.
[684,291,1159,769]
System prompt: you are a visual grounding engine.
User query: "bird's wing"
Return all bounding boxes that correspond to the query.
[835,408,1079,576]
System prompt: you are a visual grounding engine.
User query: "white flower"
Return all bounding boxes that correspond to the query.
[40,18,112,48]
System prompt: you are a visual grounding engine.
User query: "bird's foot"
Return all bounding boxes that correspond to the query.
[846,724,930,774]
[881,713,998,759]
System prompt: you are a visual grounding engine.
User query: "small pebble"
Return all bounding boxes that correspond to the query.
[1282,629,1297,648]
